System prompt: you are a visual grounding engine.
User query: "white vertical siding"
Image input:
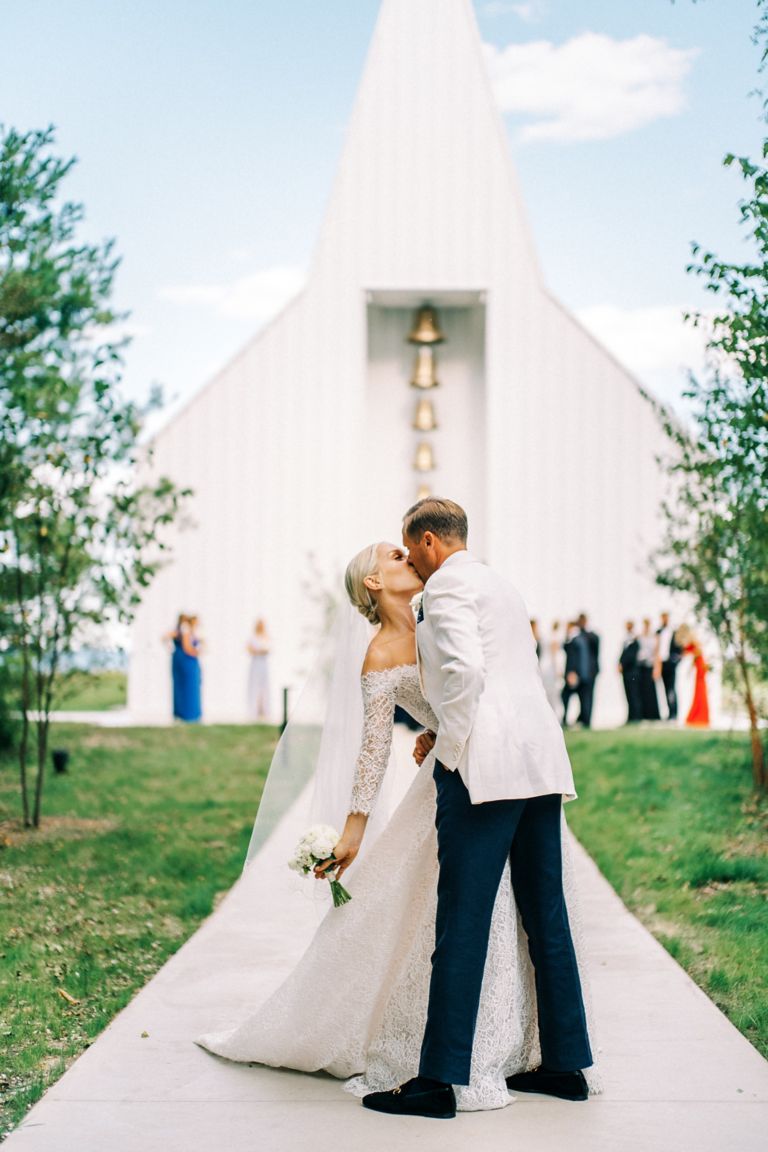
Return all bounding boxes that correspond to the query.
[129,0,678,725]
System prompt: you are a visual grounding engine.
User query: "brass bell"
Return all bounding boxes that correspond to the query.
[410,346,439,390]
[416,483,432,500]
[413,397,437,432]
[408,306,445,345]
[414,440,435,473]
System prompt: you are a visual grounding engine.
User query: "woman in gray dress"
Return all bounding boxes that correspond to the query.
[247,618,271,720]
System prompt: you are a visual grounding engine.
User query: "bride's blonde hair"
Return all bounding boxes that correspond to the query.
[345,543,380,626]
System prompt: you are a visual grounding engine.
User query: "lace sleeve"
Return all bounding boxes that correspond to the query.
[348,671,397,816]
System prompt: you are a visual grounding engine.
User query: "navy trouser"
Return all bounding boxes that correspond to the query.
[662,660,678,720]
[418,764,593,1085]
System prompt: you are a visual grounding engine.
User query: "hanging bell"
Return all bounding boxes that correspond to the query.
[413,396,438,432]
[410,346,439,390]
[414,440,435,473]
[416,483,432,500]
[408,306,445,345]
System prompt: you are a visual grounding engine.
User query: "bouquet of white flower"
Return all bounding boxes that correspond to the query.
[288,824,352,908]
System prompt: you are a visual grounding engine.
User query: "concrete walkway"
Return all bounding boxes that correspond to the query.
[6,818,768,1152]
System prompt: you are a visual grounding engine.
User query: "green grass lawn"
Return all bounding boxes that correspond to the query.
[565,727,768,1060]
[0,724,765,1140]
[54,671,127,712]
[0,723,277,1140]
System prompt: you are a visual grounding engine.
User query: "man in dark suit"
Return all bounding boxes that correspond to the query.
[618,620,641,723]
[575,612,600,729]
[656,612,681,720]
[561,622,589,728]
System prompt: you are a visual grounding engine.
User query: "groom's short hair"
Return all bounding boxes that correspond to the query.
[403,498,468,543]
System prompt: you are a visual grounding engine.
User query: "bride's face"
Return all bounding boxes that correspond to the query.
[370,542,423,599]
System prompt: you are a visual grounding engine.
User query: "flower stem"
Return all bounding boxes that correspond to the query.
[329,879,352,907]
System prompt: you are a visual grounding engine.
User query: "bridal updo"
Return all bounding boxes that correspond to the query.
[345,543,381,626]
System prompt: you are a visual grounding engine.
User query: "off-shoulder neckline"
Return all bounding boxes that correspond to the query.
[361,662,418,681]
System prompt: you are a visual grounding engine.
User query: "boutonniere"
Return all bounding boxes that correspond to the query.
[411,591,424,619]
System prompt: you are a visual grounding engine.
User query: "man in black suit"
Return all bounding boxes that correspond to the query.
[618,620,641,723]
[561,622,589,728]
[575,612,600,729]
[656,612,681,720]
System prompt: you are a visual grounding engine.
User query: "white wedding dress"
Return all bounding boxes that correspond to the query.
[195,664,596,1111]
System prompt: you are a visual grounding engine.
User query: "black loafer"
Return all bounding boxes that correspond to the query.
[363,1076,457,1119]
[506,1067,589,1101]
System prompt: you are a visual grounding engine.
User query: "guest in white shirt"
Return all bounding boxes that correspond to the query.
[656,612,681,721]
[637,618,661,721]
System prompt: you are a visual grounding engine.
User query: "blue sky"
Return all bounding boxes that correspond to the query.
[2,0,764,422]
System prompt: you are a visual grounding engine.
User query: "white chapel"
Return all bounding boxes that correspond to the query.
[128,0,677,725]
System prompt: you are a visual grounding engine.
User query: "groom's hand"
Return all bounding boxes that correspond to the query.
[413,729,437,765]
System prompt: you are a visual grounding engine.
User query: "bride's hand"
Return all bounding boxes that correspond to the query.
[413,729,436,765]
[314,813,367,882]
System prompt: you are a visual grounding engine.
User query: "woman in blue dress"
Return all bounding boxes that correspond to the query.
[168,614,202,722]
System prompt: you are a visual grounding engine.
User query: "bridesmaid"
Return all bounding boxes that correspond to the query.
[683,632,710,728]
[165,614,187,720]
[166,613,202,723]
[535,619,564,715]
[247,618,271,720]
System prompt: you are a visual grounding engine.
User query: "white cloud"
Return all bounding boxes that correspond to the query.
[576,303,710,403]
[484,2,539,20]
[110,320,152,340]
[158,265,306,324]
[85,318,151,347]
[484,32,699,142]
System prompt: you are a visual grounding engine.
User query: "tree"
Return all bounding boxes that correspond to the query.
[0,125,190,826]
[647,3,768,791]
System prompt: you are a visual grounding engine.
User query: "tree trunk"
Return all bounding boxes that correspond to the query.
[32,712,48,828]
[33,660,59,829]
[737,650,766,792]
[14,534,31,827]
[17,650,31,827]
[32,655,47,828]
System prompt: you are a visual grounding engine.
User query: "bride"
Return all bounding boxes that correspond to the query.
[195,541,597,1111]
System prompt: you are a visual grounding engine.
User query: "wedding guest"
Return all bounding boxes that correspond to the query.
[176,614,202,722]
[550,620,563,663]
[537,620,564,715]
[550,619,565,683]
[575,612,600,729]
[164,614,187,720]
[618,621,641,723]
[637,618,661,721]
[656,612,682,721]
[683,632,710,727]
[561,621,589,728]
[247,618,271,721]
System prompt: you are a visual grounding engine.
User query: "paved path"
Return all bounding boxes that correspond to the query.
[5,788,768,1151]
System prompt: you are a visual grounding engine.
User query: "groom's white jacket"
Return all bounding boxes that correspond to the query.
[416,550,577,804]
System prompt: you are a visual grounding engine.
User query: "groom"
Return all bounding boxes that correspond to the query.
[363,498,593,1119]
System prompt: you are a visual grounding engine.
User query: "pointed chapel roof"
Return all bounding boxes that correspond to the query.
[311,0,540,288]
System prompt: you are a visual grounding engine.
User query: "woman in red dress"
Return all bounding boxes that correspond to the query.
[684,638,710,727]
